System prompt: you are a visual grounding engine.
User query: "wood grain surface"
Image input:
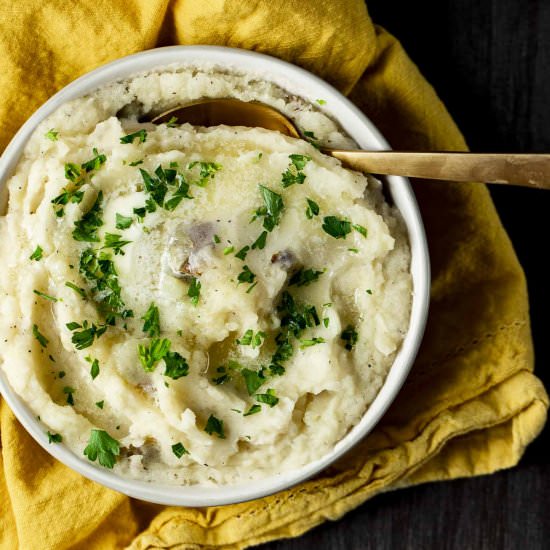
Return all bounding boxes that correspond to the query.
[260,2,550,548]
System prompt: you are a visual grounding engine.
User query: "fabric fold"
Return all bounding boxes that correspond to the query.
[0,1,547,549]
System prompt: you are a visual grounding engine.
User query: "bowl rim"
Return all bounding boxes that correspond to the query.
[0,45,430,507]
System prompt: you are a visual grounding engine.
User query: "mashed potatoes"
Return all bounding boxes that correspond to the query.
[0,67,411,484]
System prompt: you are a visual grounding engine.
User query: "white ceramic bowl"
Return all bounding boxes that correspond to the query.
[0,46,430,506]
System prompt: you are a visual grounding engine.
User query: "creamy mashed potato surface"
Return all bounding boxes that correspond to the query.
[0,67,411,484]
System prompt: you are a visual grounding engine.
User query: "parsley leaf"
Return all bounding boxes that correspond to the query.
[164,174,193,211]
[115,213,133,230]
[120,129,147,144]
[241,368,265,395]
[289,154,311,170]
[79,248,132,323]
[204,414,225,438]
[251,230,268,250]
[277,291,320,337]
[64,163,82,182]
[63,386,75,405]
[47,431,62,443]
[45,128,59,141]
[236,329,266,348]
[255,185,284,231]
[289,268,324,287]
[353,224,368,238]
[305,198,320,219]
[244,404,261,416]
[163,351,189,379]
[255,389,279,407]
[341,325,358,351]
[187,161,222,186]
[29,245,43,261]
[141,303,160,337]
[95,400,104,409]
[235,245,250,260]
[188,277,201,306]
[138,338,171,372]
[81,148,107,173]
[237,265,255,285]
[172,442,189,458]
[140,167,168,208]
[67,320,107,350]
[223,246,234,255]
[83,429,120,469]
[102,233,131,255]
[32,324,48,348]
[281,154,310,187]
[322,216,351,239]
[86,356,100,379]
[72,191,104,242]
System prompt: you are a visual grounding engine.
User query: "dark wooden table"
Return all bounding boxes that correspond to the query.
[261,2,550,548]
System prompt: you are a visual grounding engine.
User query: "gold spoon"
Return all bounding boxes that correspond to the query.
[150,99,550,189]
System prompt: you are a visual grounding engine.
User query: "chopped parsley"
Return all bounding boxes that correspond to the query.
[305,198,320,219]
[254,185,284,231]
[366,289,373,295]
[278,291,320,337]
[47,431,62,443]
[95,400,104,409]
[166,116,179,127]
[251,230,268,250]
[316,99,327,105]
[45,128,59,141]
[300,337,326,348]
[243,404,261,416]
[81,149,107,173]
[353,224,368,237]
[164,174,192,210]
[237,265,256,285]
[79,248,133,323]
[141,303,160,337]
[213,234,221,244]
[65,281,86,299]
[323,317,330,328]
[64,163,82,182]
[120,129,147,144]
[72,191,104,242]
[33,289,58,302]
[63,386,75,405]
[255,389,279,407]
[236,329,266,348]
[241,368,265,395]
[341,325,358,351]
[163,351,189,379]
[322,216,352,239]
[235,246,250,260]
[348,248,359,253]
[102,233,132,255]
[172,442,189,458]
[303,130,320,148]
[29,245,43,261]
[187,161,222,187]
[66,320,107,350]
[129,159,143,167]
[204,414,225,439]
[289,268,324,287]
[83,429,120,469]
[281,154,311,187]
[138,338,171,372]
[188,277,201,306]
[115,213,133,230]
[86,356,100,379]
[223,246,234,255]
[32,324,48,348]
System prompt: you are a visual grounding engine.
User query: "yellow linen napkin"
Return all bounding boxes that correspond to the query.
[0,1,547,549]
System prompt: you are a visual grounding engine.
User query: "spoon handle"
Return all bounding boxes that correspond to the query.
[329,151,550,189]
